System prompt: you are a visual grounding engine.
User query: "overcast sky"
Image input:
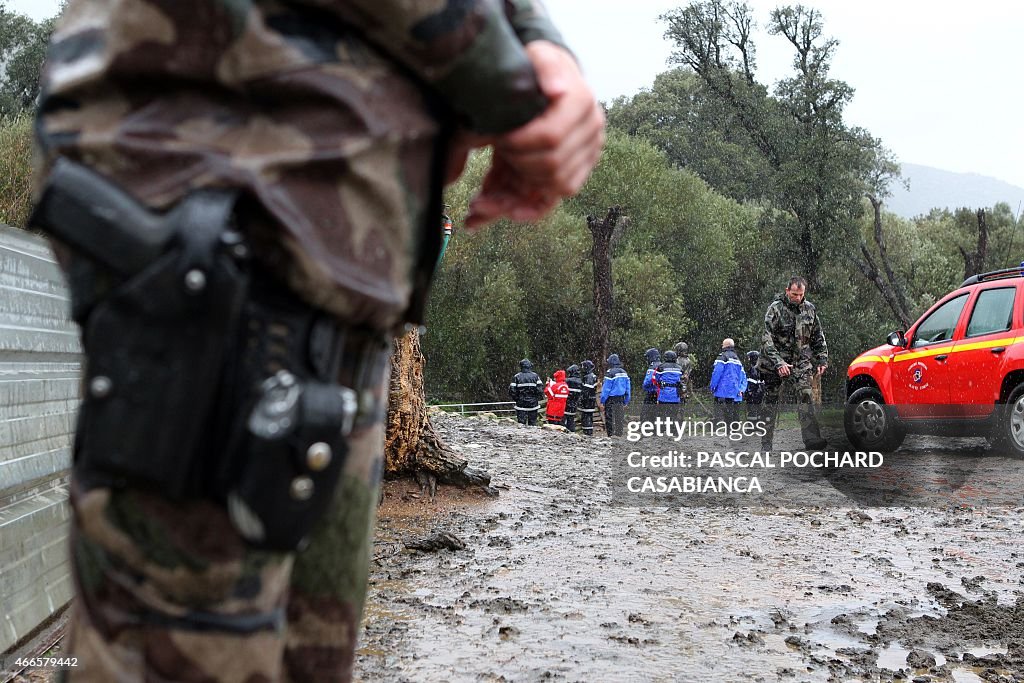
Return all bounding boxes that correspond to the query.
[545,0,1024,191]
[11,0,1024,190]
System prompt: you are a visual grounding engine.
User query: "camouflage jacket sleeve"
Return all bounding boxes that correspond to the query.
[810,310,828,367]
[503,0,567,47]
[762,304,786,369]
[301,0,567,134]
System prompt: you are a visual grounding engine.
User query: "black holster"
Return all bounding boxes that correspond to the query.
[31,161,380,551]
[70,190,248,499]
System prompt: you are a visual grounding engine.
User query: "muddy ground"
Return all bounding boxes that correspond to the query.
[11,413,1023,683]
[356,412,1024,682]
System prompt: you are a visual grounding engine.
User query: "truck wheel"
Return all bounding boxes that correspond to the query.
[845,387,905,452]
[990,384,1024,458]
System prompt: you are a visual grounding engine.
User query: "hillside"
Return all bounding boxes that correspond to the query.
[887,163,1024,218]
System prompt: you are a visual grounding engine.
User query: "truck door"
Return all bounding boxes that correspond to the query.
[948,285,1018,418]
[891,292,968,418]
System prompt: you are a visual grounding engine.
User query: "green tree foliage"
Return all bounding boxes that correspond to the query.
[595,1,1024,398]
[0,3,58,118]
[649,1,899,287]
[606,68,771,201]
[0,3,62,227]
[423,132,760,401]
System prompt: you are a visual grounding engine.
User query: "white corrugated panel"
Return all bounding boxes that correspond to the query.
[0,225,79,654]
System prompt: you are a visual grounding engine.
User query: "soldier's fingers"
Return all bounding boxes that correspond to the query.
[523,40,573,99]
[497,113,604,197]
[466,149,570,226]
[502,42,602,154]
[498,89,602,159]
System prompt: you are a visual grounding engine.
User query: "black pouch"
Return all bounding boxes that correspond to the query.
[73,194,248,498]
[226,371,357,550]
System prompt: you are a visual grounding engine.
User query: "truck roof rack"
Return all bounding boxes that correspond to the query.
[960,266,1024,287]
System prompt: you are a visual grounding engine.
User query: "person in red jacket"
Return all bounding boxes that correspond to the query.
[545,369,570,426]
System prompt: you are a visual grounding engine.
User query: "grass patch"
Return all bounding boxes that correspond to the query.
[0,114,35,228]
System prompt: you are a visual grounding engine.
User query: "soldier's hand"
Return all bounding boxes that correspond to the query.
[778,363,792,377]
[466,41,605,229]
[816,365,827,377]
[499,41,605,195]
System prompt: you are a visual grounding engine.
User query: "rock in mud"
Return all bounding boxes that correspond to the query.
[405,531,466,552]
[906,649,936,668]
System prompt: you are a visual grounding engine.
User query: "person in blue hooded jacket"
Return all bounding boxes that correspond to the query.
[710,338,747,425]
[651,350,684,413]
[600,353,631,436]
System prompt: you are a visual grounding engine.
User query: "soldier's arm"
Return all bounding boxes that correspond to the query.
[761,306,786,369]
[305,0,564,134]
[309,0,605,228]
[811,312,828,368]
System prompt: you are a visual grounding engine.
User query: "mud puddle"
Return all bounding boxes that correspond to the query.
[356,415,1024,682]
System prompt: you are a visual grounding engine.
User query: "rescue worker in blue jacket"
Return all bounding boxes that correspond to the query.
[578,360,598,436]
[745,350,766,420]
[640,347,661,421]
[652,350,683,419]
[510,359,543,426]
[710,338,747,425]
[600,353,631,436]
[563,364,583,433]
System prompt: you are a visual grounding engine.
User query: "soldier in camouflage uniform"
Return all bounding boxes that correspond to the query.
[758,276,829,450]
[673,341,693,404]
[34,1,604,681]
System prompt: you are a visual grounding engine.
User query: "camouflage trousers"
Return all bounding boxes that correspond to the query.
[760,367,822,448]
[61,366,388,683]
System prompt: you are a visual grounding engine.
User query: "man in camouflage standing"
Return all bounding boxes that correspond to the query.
[673,341,693,404]
[33,1,604,681]
[758,276,829,450]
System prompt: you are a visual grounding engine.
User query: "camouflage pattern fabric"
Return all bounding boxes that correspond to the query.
[758,295,828,448]
[61,357,390,683]
[38,1,567,680]
[760,366,822,448]
[60,484,294,682]
[282,348,391,683]
[677,356,692,402]
[36,0,565,332]
[758,295,828,374]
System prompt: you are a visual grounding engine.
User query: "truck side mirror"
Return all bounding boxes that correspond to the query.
[886,330,907,347]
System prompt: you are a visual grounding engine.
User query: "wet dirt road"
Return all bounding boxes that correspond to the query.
[356,413,1024,682]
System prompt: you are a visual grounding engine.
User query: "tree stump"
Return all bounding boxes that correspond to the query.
[384,328,490,488]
